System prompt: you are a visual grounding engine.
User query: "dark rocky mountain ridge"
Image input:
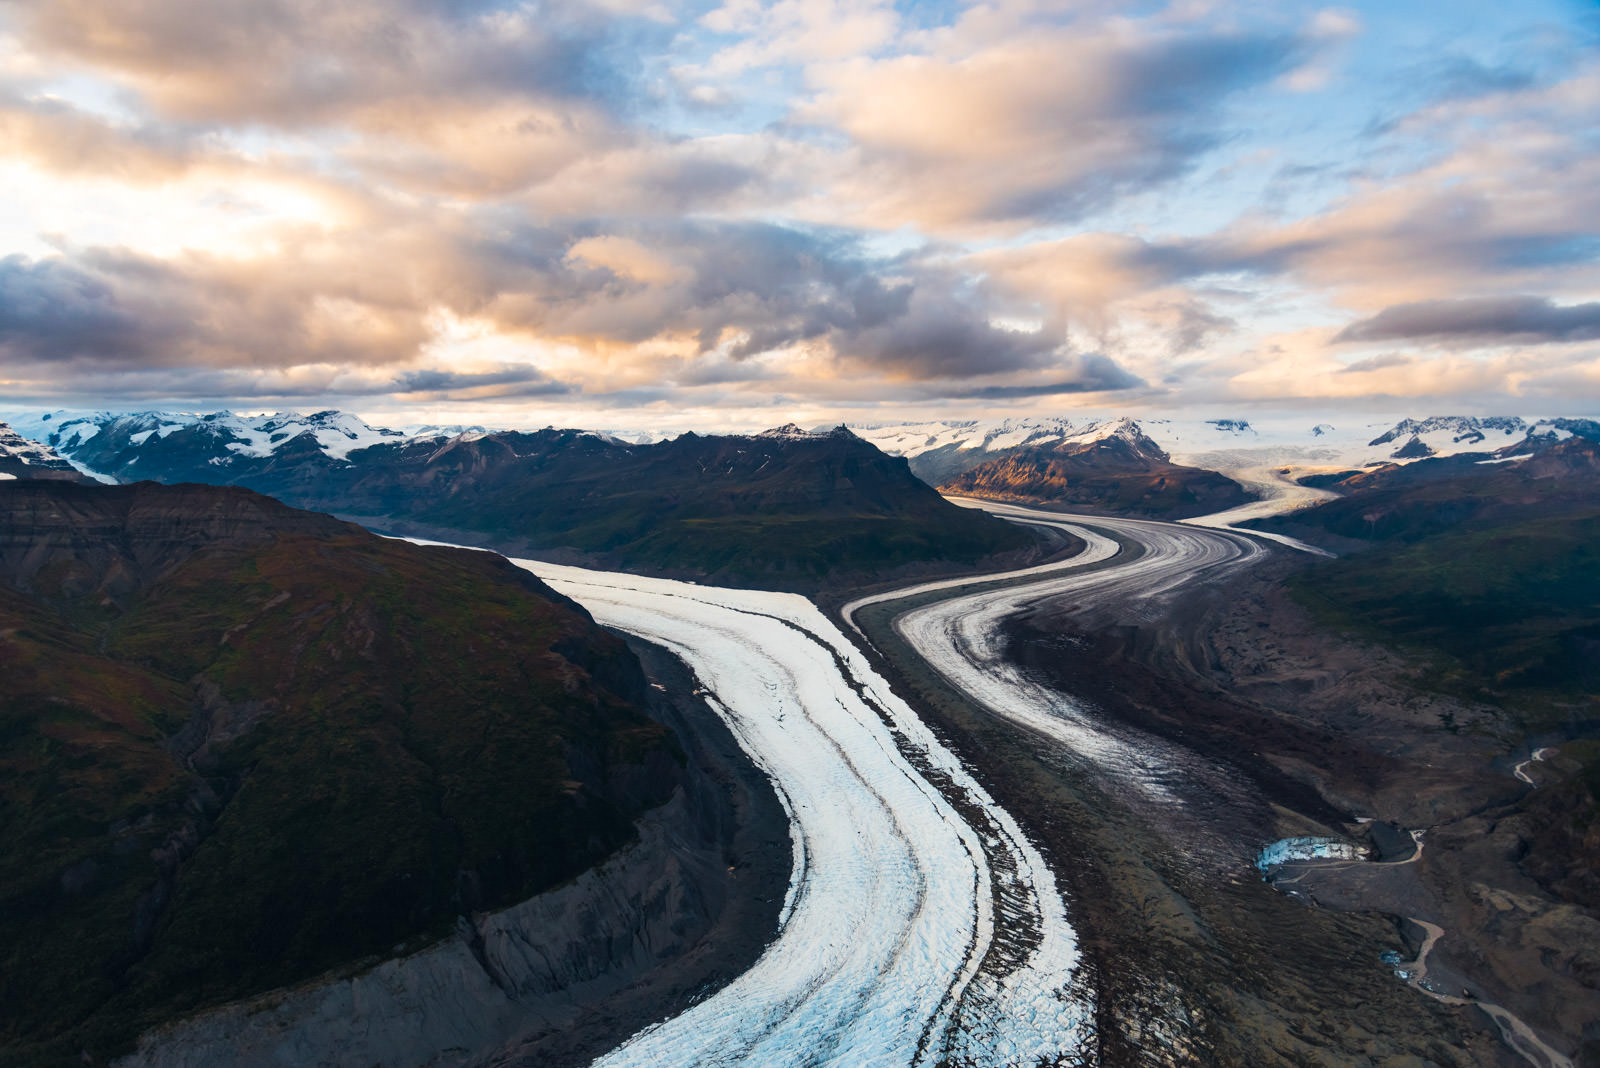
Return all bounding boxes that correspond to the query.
[16,417,1034,589]
[0,480,688,1065]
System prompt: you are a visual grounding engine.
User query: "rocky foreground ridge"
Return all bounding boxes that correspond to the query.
[0,480,727,1065]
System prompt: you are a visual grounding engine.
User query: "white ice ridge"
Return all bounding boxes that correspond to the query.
[513,560,1091,1068]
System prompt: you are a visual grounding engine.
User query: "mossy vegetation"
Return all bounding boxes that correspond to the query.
[1251,438,1600,718]
[1291,513,1600,707]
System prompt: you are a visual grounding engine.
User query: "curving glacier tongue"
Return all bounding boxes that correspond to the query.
[515,561,1091,1068]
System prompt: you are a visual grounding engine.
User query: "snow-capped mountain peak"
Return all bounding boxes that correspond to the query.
[0,423,74,466]
[6,409,419,481]
[0,422,84,480]
[1365,415,1527,448]
[852,412,1596,488]
[756,423,816,440]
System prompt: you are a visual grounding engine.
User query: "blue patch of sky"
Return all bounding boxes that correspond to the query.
[998,0,1593,251]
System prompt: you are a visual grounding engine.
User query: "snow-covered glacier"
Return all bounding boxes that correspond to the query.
[516,561,1092,1068]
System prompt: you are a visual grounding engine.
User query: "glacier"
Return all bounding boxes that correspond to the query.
[517,561,1093,1067]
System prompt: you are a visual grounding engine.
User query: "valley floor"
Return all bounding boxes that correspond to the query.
[113,505,1598,1067]
[844,502,1593,1065]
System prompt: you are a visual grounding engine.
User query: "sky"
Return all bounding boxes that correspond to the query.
[1,0,1597,431]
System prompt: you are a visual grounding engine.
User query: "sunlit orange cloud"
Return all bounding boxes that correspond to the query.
[1215,324,1600,405]
[14,0,621,126]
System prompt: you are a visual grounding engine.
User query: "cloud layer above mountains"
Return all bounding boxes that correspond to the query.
[0,0,1596,425]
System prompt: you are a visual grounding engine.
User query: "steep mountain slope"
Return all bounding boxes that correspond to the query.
[0,481,681,1065]
[937,418,1252,518]
[0,422,83,481]
[14,414,1034,588]
[15,409,410,481]
[312,426,1033,586]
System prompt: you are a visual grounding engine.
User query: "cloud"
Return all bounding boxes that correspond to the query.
[392,364,575,397]
[0,94,205,180]
[0,220,1144,403]
[1,0,1596,420]
[5,0,681,201]
[1188,65,1600,309]
[14,0,655,126]
[698,0,898,75]
[1337,352,1413,374]
[937,355,1147,399]
[0,253,189,363]
[796,21,1308,230]
[0,245,430,369]
[1336,297,1600,346]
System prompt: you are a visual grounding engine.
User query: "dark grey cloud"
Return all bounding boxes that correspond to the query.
[0,254,190,363]
[841,290,1062,378]
[477,218,1124,383]
[938,359,1147,400]
[0,361,578,407]
[15,0,663,126]
[0,245,429,369]
[0,216,1146,402]
[1336,297,1600,346]
[1338,352,1415,374]
[394,365,574,396]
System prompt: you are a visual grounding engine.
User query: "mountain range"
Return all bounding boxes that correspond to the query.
[850,413,1594,484]
[1247,435,1599,720]
[10,406,1595,540]
[7,412,1033,589]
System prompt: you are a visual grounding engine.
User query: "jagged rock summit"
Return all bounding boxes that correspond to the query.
[0,422,82,481]
[938,416,1251,519]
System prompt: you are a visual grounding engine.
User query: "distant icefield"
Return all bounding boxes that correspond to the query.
[516,561,1092,1068]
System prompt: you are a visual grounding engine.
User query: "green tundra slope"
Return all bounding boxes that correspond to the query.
[1252,437,1600,712]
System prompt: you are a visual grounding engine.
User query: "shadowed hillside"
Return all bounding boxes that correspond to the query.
[1252,437,1600,711]
[0,481,681,1065]
[45,421,1035,589]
